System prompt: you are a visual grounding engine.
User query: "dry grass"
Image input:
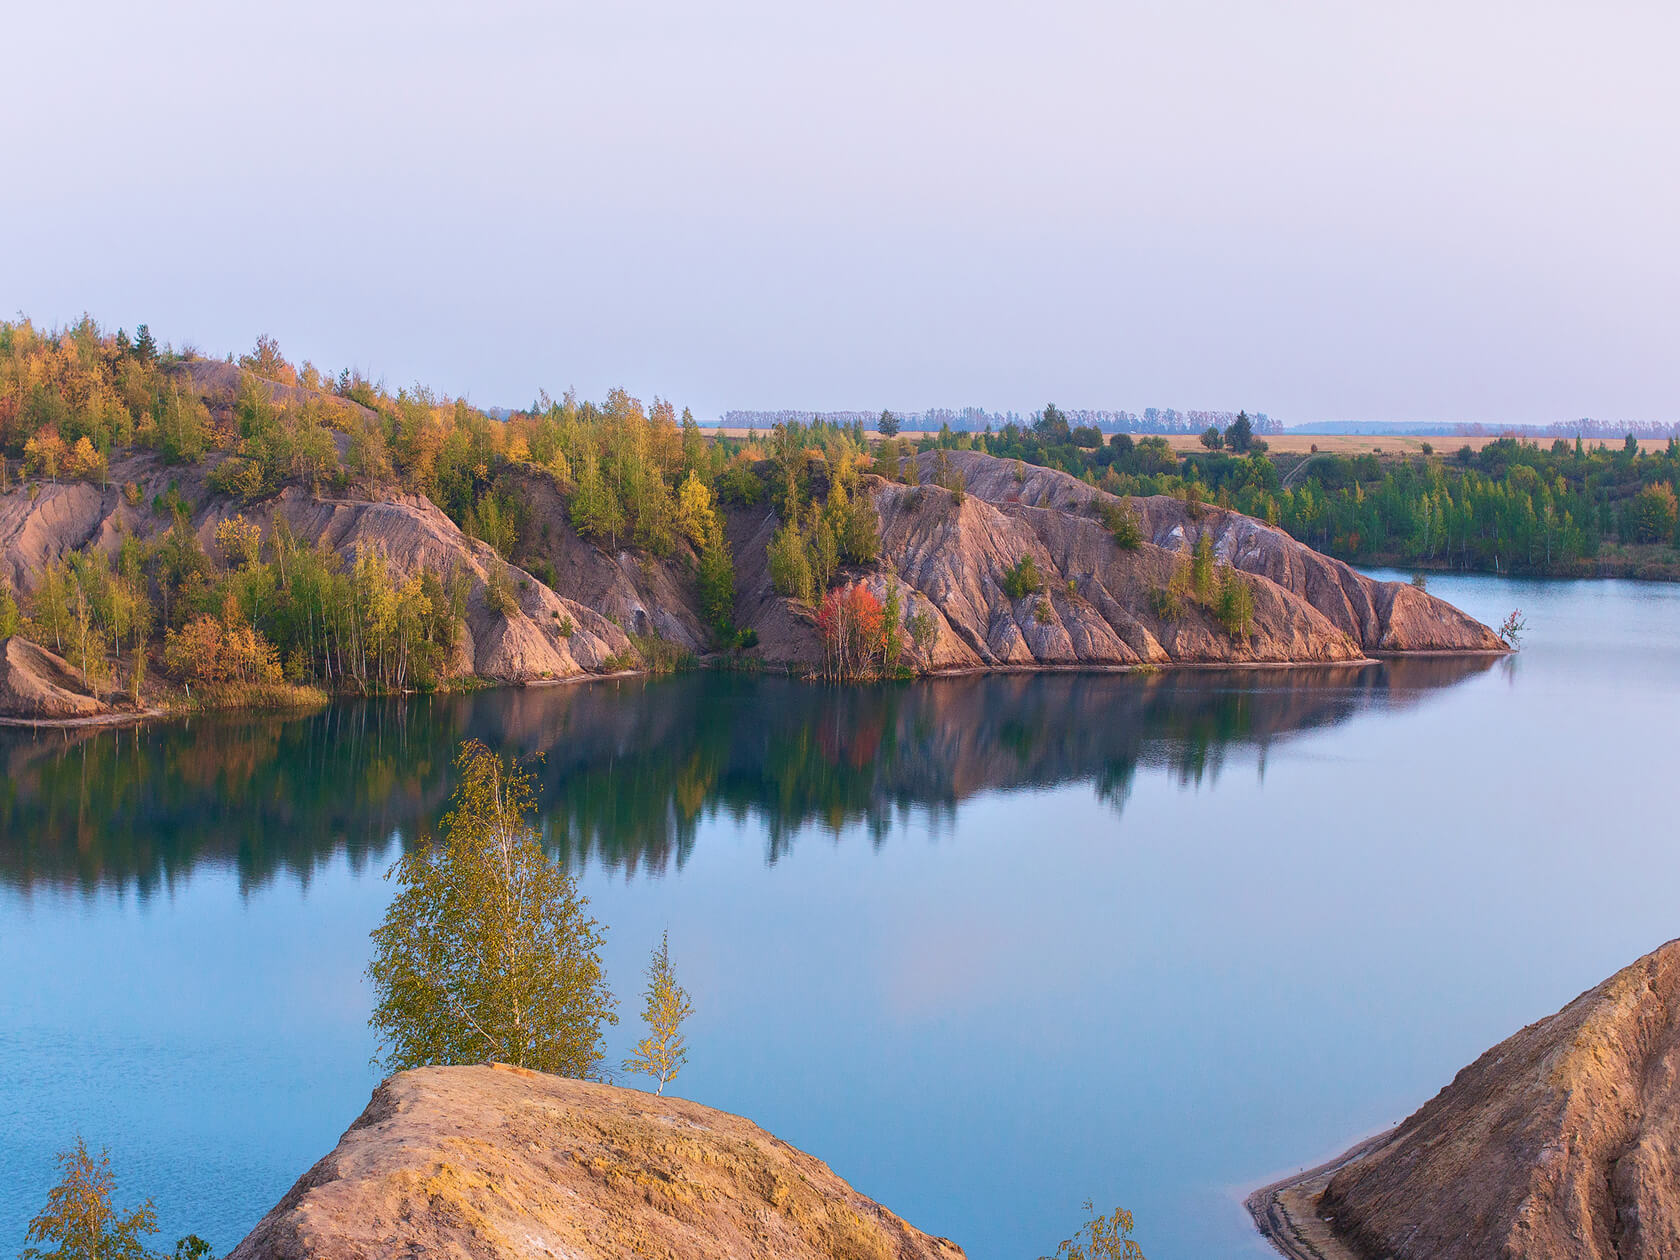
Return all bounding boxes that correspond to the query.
[185,681,329,711]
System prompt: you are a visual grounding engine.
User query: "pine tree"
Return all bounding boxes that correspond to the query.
[623,931,693,1096]
[1226,411,1254,453]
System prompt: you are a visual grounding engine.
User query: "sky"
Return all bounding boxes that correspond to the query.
[6,0,1677,426]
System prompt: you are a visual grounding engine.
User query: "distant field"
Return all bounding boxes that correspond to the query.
[713,428,1672,455]
[1163,433,1673,456]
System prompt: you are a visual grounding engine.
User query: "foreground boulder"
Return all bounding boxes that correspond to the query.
[0,636,114,720]
[229,1064,965,1260]
[1257,938,1680,1259]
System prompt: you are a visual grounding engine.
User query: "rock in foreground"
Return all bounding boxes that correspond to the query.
[1280,939,1680,1259]
[229,1064,966,1260]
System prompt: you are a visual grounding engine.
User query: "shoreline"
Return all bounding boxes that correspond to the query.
[1244,1129,1393,1260]
[1353,555,1680,584]
[0,651,1505,731]
[0,707,169,731]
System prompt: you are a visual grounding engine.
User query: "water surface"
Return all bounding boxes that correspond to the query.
[4,573,1676,1258]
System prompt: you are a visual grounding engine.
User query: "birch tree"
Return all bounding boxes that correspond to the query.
[21,1138,158,1260]
[623,930,693,1096]
[367,741,616,1077]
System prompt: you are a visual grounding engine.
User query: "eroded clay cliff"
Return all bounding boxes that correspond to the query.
[1314,938,1680,1260]
[0,637,117,721]
[228,1063,966,1260]
[0,440,1502,690]
[0,455,636,682]
[733,450,1502,672]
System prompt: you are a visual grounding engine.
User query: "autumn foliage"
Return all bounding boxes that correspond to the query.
[815,582,887,680]
[163,606,283,686]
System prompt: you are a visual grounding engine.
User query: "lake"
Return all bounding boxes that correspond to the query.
[4,572,1678,1259]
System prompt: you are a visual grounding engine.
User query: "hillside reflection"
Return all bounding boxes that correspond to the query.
[0,658,1493,894]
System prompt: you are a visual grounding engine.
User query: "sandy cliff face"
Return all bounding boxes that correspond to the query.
[498,466,712,653]
[228,1063,966,1260]
[0,455,634,682]
[1317,938,1680,1260]
[0,446,1501,686]
[732,451,1501,672]
[0,637,114,720]
[939,451,1504,654]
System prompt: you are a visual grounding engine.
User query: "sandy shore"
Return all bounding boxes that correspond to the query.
[1245,1130,1393,1260]
[0,707,165,731]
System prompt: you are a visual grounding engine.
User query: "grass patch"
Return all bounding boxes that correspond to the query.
[629,633,696,675]
[184,681,329,712]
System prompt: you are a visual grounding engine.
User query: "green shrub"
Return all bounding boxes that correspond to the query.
[1215,570,1255,638]
[528,557,559,590]
[1101,499,1143,550]
[1002,555,1045,600]
[484,564,519,615]
[1148,585,1182,620]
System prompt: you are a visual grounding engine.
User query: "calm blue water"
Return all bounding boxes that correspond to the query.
[3,573,1677,1259]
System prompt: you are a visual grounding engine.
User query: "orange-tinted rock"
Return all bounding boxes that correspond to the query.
[0,636,111,720]
[228,1064,966,1260]
[1319,938,1680,1259]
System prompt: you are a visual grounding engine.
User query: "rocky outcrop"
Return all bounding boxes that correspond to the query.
[498,466,711,653]
[0,455,635,682]
[229,1063,965,1260]
[171,359,381,431]
[732,451,1502,673]
[256,487,632,681]
[0,636,114,720]
[0,443,1501,688]
[1275,939,1680,1260]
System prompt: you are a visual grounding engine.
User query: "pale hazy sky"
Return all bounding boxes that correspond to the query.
[7,1,1676,425]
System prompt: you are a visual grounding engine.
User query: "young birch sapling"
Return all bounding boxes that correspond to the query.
[624,930,694,1096]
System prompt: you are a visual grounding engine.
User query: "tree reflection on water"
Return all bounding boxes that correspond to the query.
[0,657,1492,894]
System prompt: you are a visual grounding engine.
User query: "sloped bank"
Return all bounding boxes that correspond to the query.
[732,450,1503,673]
[227,1063,966,1260]
[0,636,139,724]
[1250,938,1680,1260]
[0,447,1504,715]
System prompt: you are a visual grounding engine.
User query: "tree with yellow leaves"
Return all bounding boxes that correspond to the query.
[21,1137,159,1260]
[215,514,263,569]
[624,930,693,1096]
[368,741,616,1077]
[65,436,104,482]
[24,427,67,482]
[1041,1201,1147,1260]
[674,470,718,550]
